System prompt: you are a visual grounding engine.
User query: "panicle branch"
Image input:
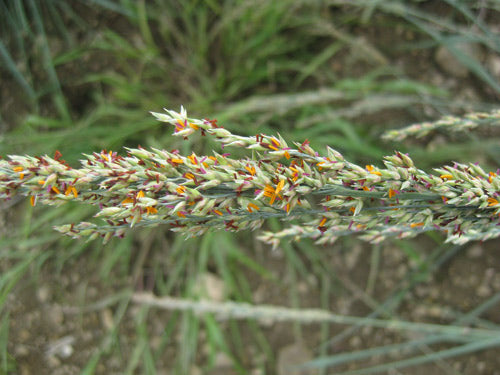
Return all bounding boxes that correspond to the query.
[382,109,500,141]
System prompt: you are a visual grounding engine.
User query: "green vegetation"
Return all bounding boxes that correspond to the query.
[1,1,500,374]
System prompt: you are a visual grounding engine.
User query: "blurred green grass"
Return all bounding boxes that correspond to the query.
[2,0,500,374]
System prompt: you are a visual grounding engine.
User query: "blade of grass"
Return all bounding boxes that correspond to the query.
[365,244,380,295]
[45,0,71,44]
[161,237,195,295]
[360,0,500,93]
[178,310,200,373]
[332,336,500,375]
[80,292,132,375]
[302,334,476,370]
[125,305,156,375]
[300,284,500,373]
[443,0,500,51]
[321,243,463,348]
[136,0,156,49]
[217,233,274,280]
[13,0,31,34]
[152,311,180,362]
[86,0,133,17]
[319,273,331,375]
[99,236,133,280]
[0,253,38,309]
[204,315,245,371]
[0,41,36,101]
[307,242,500,373]
[27,0,70,120]
[419,29,500,93]
[0,313,12,374]
[294,41,343,87]
[211,233,239,298]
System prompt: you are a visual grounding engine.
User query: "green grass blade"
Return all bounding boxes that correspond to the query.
[86,0,133,17]
[0,254,37,309]
[442,0,500,51]
[0,41,36,101]
[80,293,132,375]
[333,336,500,375]
[321,243,463,348]
[27,0,70,120]
[0,313,12,374]
[301,334,473,370]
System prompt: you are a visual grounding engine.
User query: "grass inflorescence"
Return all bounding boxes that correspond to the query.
[2,107,500,248]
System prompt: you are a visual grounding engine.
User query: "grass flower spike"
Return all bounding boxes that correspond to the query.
[1,107,500,247]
